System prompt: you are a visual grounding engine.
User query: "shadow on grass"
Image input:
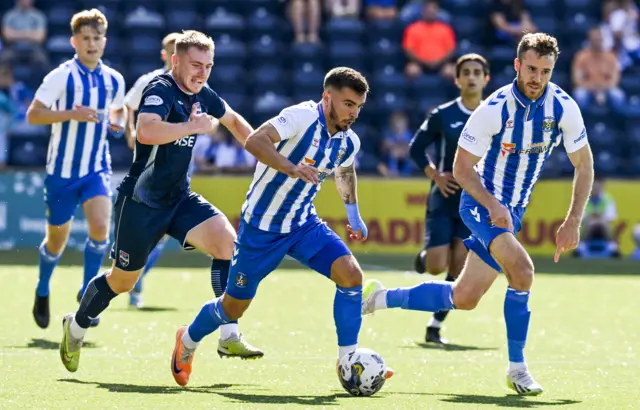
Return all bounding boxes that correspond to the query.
[435,393,581,407]
[407,342,498,352]
[112,306,178,313]
[58,379,256,395]
[8,338,98,350]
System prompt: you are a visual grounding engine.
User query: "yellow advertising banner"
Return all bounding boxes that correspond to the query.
[191,177,640,256]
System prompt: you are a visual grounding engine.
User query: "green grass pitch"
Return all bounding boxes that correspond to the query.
[1,266,639,409]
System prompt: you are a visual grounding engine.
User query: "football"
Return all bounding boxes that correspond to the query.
[337,348,387,397]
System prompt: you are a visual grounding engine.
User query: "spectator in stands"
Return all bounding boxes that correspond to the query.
[326,0,360,18]
[364,0,398,20]
[489,0,536,45]
[0,0,48,67]
[631,223,640,260]
[379,111,414,176]
[192,125,256,175]
[572,27,625,112]
[575,177,621,258]
[403,1,456,79]
[602,0,640,70]
[288,0,321,43]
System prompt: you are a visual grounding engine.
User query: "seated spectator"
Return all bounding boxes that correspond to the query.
[288,0,321,43]
[489,0,536,45]
[379,111,414,176]
[602,0,640,69]
[191,125,256,175]
[631,223,640,260]
[403,1,456,79]
[0,63,32,122]
[364,0,398,20]
[574,177,621,259]
[326,0,360,18]
[572,27,625,112]
[0,0,48,67]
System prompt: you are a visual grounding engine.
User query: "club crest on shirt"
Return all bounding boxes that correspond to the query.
[119,250,130,267]
[235,272,247,288]
[542,117,556,132]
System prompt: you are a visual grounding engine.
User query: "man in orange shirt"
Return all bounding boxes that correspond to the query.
[403,1,456,78]
[572,27,626,112]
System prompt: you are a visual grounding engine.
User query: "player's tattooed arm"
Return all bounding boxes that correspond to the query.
[335,164,358,204]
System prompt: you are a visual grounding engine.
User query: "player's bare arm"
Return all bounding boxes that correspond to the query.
[108,106,127,135]
[137,105,214,145]
[218,103,254,144]
[453,147,513,231]
[27,100,99,125]
[124,105,137,148]
[244,122,318,184]
[335,164,357,204]
[554,144,594,262]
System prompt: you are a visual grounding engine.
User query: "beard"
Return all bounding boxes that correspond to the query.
[516,70,545,99]
[329,101,348,132]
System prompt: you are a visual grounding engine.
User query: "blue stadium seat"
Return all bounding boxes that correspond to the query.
[219,93,247,113]
[46,35,74,54]
[367,19,404,43]
[455,40,486,58]
[248,35,284,68]
[293,64,325,90]
[200,0,242,14]
[206,9,246,41]
[594,151,617,176]
[620,75,640,95]
[238,0,284,15]
[329,41,366,73]
[369,39,403,70]
[213,36,247,66]
[372,66,408,95]
[47,6,75,30]
[451,16,481,41]
[247,8,284,41]
[166,10,201,33]
[291,43,326,70]
[251,66,288,96]
[524,0,556,18]
[162,0,197,10]
[123,0,162,13]
[124,7,165,33]
[129,35,162,56]
[622,95,640,118]
[409,74,449,101]
[564,0,600,18]
[253,92,293,123]
[209,64,246,86]
[441,0,486,17]
[535,18,559,37]
[292,89,321,104]
[490,46,515,73]
[563,14,595,42]
[375,91,409,115]
[8,136,48,167]
[109,139,134,169]
[128,62,160,83]
[325,18,365,43]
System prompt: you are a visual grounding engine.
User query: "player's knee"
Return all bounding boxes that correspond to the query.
[452,284,482,310]
[221,296,248,321]
[425,261,447,276]
[45,227,70,253]
[87,217,110,240]
[332,259,363,288]
[105,268,139,294]
[506,259,535,291]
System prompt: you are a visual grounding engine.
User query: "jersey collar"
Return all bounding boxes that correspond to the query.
[168,72,194,95]
[73,55,102,75]
[317,102,345,139]
[511,79,549,109]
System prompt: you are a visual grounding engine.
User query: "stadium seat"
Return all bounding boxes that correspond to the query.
[455,39,486,58]
[292,64,325,91]
[372,66,408,94]
[162,0,197,10]
[129,35,162,56]
[248,35,285,68]
[408,74,449,101]
[246,8,284,41]
[329,41,366,74]
[369,39,403,70]
[166,10,202,33]
[252,92,293,123]
[366,19,404,43]
[451,16,481,41]
[128,62,160,85]
[290,42,326,70]
[123,0,163,13]
[325,18,365,43]
[47,6,75,31]
[564,0,600,18]
[205,9,246,41]
[563,14,595,42]
[124,7,165,32]
[46,35,75,54]
[441,0,486,17]
[620,75,640,95]
[622,95,640,118]
[251,65,288,96]
[534,18,559,37]
[7,136,48,167]
[209,64,246,88]
[212,35,247,66]
[238,0,284,15]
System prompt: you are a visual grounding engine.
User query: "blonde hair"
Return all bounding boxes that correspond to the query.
[162,32,180,51]
[175,30,215,54]
[70,8,108,34]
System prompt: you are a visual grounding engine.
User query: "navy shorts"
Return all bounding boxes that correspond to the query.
[110,191,220,271]
[226,217,352,300]
[425,212,470,249]
[44,172,112,225]
[459,191,525,272]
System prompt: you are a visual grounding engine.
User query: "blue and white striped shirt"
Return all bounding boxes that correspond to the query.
[458,80,588,208]
[34,57,125,179]
[241,101,361,233]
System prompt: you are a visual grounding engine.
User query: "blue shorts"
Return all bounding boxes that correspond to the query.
[110,191,219,272]
[44,172,112,225]
[459,191,525,272]
[226,217,352,300]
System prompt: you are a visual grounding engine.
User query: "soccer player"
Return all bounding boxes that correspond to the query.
[58,30,263,373]
[169,67,394,387]
[362,33,594,395]
[122,32,180,308]
[409,53,490,344]
[27,9,126,329]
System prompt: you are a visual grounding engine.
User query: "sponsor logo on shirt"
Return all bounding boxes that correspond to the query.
[144,95,163,106]
[461,130,477,144]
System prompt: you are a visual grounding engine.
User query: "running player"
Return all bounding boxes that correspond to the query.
[409,53,489,344]
[169,67,394,388]
[58,31,263,373]
[27,9,126,329]
[362,33,594,395]
[123,32,180,308]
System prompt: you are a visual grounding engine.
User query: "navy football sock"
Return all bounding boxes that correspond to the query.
[210,259,237,326]
[75,271,118,328]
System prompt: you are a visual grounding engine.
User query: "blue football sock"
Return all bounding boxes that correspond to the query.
[386,281,455,312]
[504,287,531,363]
[334,285,362,347]
[133,239,167,293]
[81,238,109,296]
[433,273,455,322]
[210,259,237,325]
[187,298,230,343]
[76,271,118,328]
[36,242,61,297]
